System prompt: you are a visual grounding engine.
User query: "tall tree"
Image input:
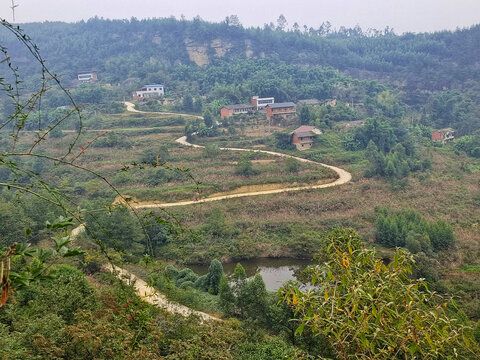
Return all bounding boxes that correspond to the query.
[276,14,288,31]
[218,275,235,315]
[206,259,223,295]
[299,105,311,125]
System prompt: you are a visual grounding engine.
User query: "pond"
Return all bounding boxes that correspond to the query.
[189,258,314,292]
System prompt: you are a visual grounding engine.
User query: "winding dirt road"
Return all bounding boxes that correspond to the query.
[124,101,351,209]
[124,101,203,119]
[105,264,221,322]
[122,100,352,208]
[70,224,221,321]
[132,136,352,209]
[72,102,352,321]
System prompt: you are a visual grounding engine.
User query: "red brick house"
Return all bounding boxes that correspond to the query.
[290,125,322,150]
[432,128,455,144]
[266,102,296,120]
[220,104,256,119]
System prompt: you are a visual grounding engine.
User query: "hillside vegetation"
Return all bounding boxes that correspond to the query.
[1,17,480,359]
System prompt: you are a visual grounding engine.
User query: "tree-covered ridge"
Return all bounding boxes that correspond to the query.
[3,17,480,135]
[1,17,478,95]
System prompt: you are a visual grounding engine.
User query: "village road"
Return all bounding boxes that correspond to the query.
[69,103,352,321]
[70,224,221,322]
[133,135,352,209]
[124,101,203,119]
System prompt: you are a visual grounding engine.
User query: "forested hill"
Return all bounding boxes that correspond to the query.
[2,17,480,104]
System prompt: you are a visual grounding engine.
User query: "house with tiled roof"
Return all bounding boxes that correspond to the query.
[290,125,322,150]
[220,104,256,119]
[266,102,296,120]
[432,128,455,144]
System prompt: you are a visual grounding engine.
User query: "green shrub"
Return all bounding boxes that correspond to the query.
[204,143,220,158]
[285,157,300,173]
[235,153,259,177]
[375,208,454,251]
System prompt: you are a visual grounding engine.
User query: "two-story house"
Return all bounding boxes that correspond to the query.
[133,84,165,99]
[290,125,322,150]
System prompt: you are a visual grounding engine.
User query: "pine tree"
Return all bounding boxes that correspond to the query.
[385,159,397,178]
[238,273,268,322]
[206,259,223,295]
[218,275,235,316]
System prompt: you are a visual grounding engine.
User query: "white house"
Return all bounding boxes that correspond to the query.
[251,96,274,110]
[133,84,165,99]
[77,71,98,83]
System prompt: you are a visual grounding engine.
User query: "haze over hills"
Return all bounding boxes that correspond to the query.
[3,17,480,94]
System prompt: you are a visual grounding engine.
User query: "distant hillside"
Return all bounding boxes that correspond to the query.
[1,18,479,99]
[1,18,480,134]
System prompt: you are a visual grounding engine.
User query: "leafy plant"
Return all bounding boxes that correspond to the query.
[1,216,84,307]
[281,228,474,359]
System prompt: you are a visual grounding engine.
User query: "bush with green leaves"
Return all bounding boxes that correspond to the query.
[454,132,480,158]
[140,144,170,164]
[204,143,220,158]
[285,157,300,173]
[274,132,296,150]
[235,153,259,177]
[281,228,474,359]
[92,131,132,148]
[375,208,454,251]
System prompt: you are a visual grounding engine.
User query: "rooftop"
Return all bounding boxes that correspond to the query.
[224,104,255,110]
[290,125,322,136]
[436,128,455,133]
[268,102,296,109]
[297,99,321,106]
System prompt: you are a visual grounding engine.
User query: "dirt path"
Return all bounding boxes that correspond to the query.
[124,101,203,119]
[132,136,352,209]
[70,224,221,321]
[105,264,221,322]
[70,104,351,319]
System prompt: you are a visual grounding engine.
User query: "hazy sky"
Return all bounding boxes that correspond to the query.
[1,0,480,34]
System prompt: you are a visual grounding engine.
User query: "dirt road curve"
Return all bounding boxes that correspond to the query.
[133,136,352,209]
[124,101,203,119]
[70,225,221,321]
[69,103,351,320]
[105,264,221,322]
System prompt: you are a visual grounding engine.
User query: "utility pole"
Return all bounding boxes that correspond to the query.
[10,0,19,22]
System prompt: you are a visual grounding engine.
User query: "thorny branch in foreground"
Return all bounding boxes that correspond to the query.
[0,20,184,306]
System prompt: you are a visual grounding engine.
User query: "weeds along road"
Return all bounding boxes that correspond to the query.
[123,101,352,209]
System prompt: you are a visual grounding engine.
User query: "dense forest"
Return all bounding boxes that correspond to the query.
[1,17,479,134]
[1,16,480,359]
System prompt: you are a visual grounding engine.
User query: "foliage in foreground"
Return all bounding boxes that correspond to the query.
[281,228,474,359]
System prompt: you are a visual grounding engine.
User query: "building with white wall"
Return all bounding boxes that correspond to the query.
[77,72,98,83]
[251,96,274,109]
[132,84,165,99]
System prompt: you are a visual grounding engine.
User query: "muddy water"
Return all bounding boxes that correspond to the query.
[189,258,313,292]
